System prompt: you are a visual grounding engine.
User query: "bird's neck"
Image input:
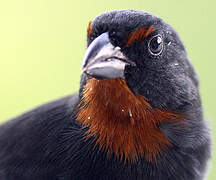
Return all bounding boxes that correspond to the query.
[77,78,181,162]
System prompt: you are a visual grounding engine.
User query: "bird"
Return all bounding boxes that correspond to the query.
[0,10,211,180]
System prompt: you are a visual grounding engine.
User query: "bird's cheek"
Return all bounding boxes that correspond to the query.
[124,66,143,95]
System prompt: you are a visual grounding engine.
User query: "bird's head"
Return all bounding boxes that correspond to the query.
[78,10,201,162]
[81,10,199,110]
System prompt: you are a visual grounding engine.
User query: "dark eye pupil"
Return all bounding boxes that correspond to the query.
[149,36,163,55]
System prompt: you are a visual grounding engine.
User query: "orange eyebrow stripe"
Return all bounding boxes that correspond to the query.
[145,26,154,38]
[126,26,154,47]
[87,21,93,38]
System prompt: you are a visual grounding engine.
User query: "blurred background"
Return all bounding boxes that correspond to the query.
[0,0,215,179]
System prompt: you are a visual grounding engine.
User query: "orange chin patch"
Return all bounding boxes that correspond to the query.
[126,26,154,47]
[77,78,183,162]
[87,21,93,38]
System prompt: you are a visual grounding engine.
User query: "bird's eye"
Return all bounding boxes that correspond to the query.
[148,35,163,55]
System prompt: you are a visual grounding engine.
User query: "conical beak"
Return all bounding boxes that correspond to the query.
[82,32,135,80]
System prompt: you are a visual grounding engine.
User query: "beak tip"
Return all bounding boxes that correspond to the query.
[82,67,92,77]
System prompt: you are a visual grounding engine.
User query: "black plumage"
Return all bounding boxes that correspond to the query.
[0,10,211,180]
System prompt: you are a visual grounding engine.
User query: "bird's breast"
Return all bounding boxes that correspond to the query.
[77,78,183,162]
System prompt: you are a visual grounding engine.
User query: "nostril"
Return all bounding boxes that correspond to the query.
[109,30,127,47]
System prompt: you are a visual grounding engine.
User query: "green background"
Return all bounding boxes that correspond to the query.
[0,0,215,178]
